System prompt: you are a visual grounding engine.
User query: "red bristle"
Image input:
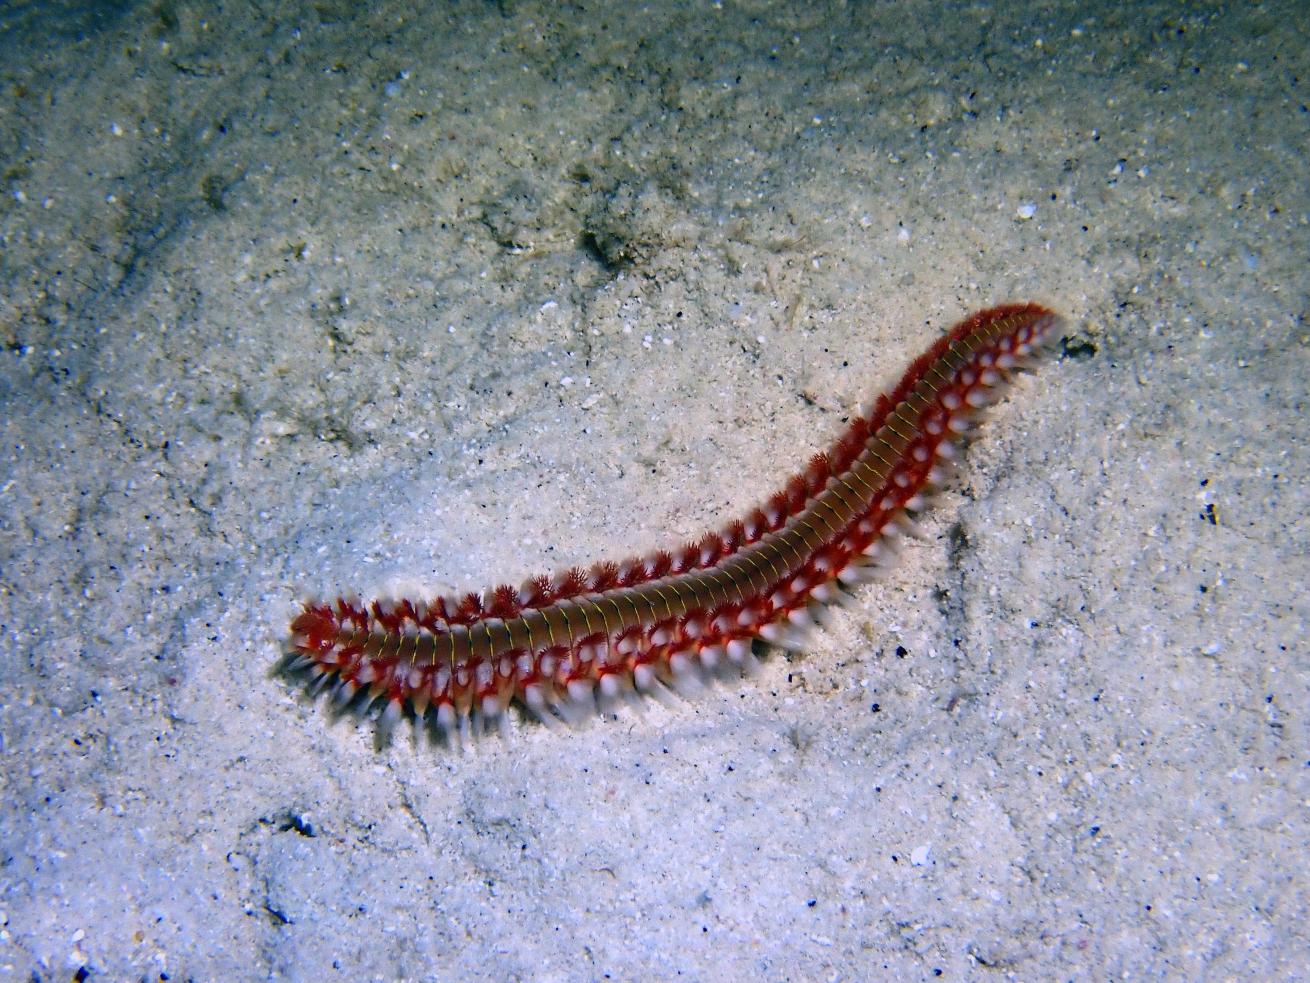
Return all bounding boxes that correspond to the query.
[673,543,698,573]
[647,550,673,578]
[785,474,809,510]
[434,594,461,625]
[849,415,872,442]
[697,532,724,564]
[722,520,746,551]
[369,599,399,632]
[766,492,789,527]
[522,573,554,607]
[575,632,606,654]
[838,428,865,463]
[290,606,338,653]
[648,617,679,645]
[488,583,520,619]
[335,598,367,629]
[589,561,620,592]
[806,452,831,492]
[452,592,483,624]
[614,625,643,653]
[416,605,442,634]
[556,567,588,598]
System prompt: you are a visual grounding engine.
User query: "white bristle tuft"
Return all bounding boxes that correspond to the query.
[825,586,864,611]
[808,601,836,629]
[760,622,808,651]
[895,514,926,538]
[380,698,403,733]
[837,562,884,585]
[810,582,839,603]
[436,702,457,733]
[567,678,595,707]
[633,663,657,692]
[599,673,623,699]
[411,688,431,718]
[787,607,814,628]
[669,651,695,677]
[699,645,725,669]
[523,683,547,712]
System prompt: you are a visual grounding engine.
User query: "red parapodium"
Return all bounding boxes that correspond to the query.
[287,303,1061,737]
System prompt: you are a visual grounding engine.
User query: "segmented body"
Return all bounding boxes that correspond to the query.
[288,303,1060,734]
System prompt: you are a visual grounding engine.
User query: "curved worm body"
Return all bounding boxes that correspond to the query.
[288,303,1060,735]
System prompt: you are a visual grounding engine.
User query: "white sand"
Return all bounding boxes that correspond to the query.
[1,1,1306,979]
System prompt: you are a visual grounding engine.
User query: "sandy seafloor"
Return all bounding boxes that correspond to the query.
[0,0,1306,979]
